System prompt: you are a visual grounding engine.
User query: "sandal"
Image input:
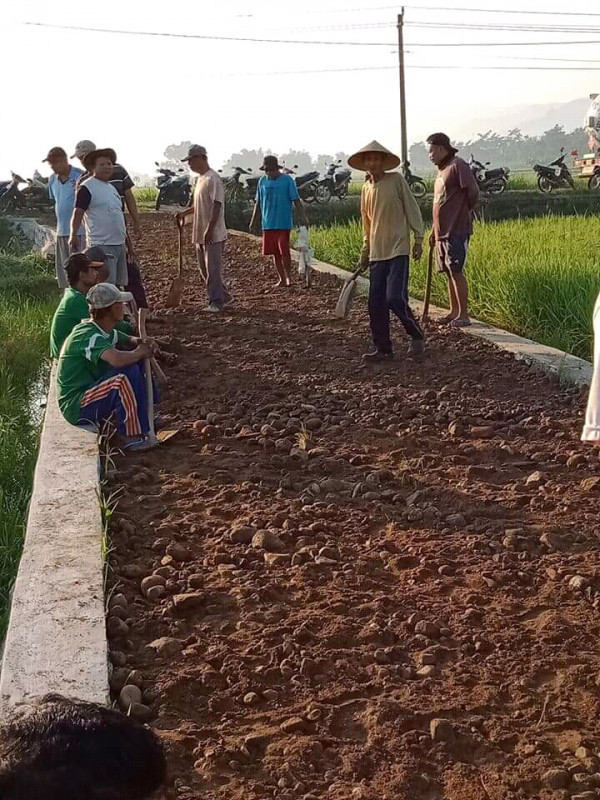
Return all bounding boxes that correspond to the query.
[437,314,456,325]
[450,318,472,328]
[121,437,159,452]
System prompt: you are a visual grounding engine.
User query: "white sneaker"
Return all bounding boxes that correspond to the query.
[204,302,222,313]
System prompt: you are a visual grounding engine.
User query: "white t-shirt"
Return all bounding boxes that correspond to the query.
[191,169,227,246]
[76,177,126,246]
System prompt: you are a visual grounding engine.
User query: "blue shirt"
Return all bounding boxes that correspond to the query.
[256,174,299,231]
[49,166,84,236]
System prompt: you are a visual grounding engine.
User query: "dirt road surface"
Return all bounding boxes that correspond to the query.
[106,213,600,800]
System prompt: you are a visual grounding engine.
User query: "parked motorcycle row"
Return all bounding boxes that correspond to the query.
[0,170,53,213]
[215,160,352,205]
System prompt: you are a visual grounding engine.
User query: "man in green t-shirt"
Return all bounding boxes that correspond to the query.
[50,250,134,358]
[57,283,158,451]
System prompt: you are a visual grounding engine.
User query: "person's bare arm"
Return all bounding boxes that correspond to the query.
[100,343,151,368]
[69,208,85,251]
[204,200,222,244]
[124,188,141,238]
[359,187,371,267]
[294,198,309,227]
[249,201,261,232]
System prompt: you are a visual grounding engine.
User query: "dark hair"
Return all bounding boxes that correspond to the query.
[65,253,96,287]
[0,695,167,800]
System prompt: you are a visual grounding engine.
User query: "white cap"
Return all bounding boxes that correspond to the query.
[87,283,133,310]
[71,139,96,159]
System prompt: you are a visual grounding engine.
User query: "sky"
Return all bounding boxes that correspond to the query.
[2,0,600,179]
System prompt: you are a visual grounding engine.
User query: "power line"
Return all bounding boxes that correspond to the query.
[213,64,600,78]
[23,21,393,46]
[21,21,600,50]
[405,4,600,16]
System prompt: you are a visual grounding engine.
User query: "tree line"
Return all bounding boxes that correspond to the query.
[409,125,589,173]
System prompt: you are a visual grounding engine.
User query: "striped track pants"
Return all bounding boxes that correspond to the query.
[78,363,155,436]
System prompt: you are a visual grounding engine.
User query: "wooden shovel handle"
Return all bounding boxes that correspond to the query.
[422,245,434,322]
[175,216,184,279]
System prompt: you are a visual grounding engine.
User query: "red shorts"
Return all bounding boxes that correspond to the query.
[262,229,291,257]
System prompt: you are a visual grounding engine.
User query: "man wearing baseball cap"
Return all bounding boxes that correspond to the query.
[57,282,158,451]
[427,132,479,327]
[44,146,84,289]
[49,250,133,358]
[176,145,229,312]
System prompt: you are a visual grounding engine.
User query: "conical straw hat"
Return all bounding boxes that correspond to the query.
[347,140,401,172]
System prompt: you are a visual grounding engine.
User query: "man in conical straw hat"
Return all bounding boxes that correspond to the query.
[349,140,425,362]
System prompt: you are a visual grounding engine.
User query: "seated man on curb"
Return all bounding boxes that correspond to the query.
[57,283,159,451]
[0,694,167,800]
[50,250,135,359]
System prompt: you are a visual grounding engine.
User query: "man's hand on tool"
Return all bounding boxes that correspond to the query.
[412,241,423,261]
[136,342,153,360]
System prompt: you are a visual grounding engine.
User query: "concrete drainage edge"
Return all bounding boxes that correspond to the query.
[0,364,109,714]
[230,230,592,389]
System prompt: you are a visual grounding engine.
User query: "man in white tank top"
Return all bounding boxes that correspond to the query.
[70,149,128,286]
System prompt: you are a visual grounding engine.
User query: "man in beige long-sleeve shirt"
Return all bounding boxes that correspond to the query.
[349,140,425,362]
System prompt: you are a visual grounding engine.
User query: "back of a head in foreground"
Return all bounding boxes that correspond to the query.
[0,694,167,800]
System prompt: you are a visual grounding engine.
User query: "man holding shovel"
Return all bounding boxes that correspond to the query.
[249,155,309,287]
[349,141,425,362]
[427,132,479,327]
[176,144,228,313]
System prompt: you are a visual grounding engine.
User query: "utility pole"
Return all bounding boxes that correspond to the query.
[397,8,408,170]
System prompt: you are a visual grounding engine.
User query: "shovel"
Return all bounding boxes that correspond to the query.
[138,309,179,444]
[166,216,185,307]
[421,245,435,323]
[333,262,368,319]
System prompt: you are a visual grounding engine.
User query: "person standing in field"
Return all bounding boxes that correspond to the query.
[249,155,309,287]
[72,140,142,239]
[72,140,148,309]
[44,147,84,290]
[349,140,425,362]
[70,149,128,286]
[176,145,228,313]
[427,132,480,327]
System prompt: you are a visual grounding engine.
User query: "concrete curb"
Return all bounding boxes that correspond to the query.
[229,230,592,388]
[0,365,108,712]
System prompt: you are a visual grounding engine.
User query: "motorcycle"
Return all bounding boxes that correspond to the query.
[402,161,428,198]
[588,165,600,192]
[220,167,257,203]
[20,170,52,211]
[315,160,352,203]
[534,148,574,194]
[468,155,509,195]
[154,162,191,210]
[0,172,27,213]
[284,166,320,203]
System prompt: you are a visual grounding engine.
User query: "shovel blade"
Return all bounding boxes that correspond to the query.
[333,280,357,319]
[165,277,183,308]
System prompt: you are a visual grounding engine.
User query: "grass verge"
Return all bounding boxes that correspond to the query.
[304,215,600,361]
[0,245,58,639]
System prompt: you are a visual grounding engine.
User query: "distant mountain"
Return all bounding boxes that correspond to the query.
[454,96,590,140]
